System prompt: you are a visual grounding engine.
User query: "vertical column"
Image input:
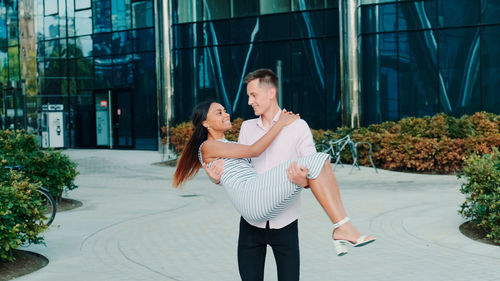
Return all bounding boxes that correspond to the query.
[155,0,173,152]
[339,0,361,128]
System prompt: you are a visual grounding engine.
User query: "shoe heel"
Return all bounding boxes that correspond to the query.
[333,240,348,256]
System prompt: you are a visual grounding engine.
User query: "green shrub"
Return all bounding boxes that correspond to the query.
[0,171,47,261]
[458,148,500,243]
[0,130,79,200]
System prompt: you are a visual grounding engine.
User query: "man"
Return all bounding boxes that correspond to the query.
[205,69,315,281]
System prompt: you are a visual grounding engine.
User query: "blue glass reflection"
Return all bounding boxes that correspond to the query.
[94,57,113,88]
[113,31,133,54]
[93,0,112,33]
[132,1,153,28]
[134,28,155,52]
[75,36,93,57]
[113,55,133,86]
[93,33,112,56]
[111,0,131,31]
[75,9,92,36]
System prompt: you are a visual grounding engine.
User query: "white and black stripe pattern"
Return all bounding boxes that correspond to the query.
[199,139,330,223]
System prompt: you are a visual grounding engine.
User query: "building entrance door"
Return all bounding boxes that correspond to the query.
[94,89,134,148]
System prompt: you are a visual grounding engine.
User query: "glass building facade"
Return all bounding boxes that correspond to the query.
[1,0,157,149]
[1,0,499,150]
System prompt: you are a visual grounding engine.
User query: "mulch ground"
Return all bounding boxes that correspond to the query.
[0,198,82,281]
[459,221,500,246]
[0,251,48,281]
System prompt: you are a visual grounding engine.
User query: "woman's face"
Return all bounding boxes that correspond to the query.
[204,103,232,132]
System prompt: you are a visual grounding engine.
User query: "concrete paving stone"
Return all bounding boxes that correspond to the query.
[11,149,500,281]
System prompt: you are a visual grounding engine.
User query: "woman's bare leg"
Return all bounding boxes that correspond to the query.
[308,161,375,242]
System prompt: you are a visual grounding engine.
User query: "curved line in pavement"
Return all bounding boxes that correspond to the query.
[117,240,183,281]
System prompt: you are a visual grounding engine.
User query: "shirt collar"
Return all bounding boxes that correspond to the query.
[256,109,282,130]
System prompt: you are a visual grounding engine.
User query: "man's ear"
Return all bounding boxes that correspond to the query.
[268,87,277,100]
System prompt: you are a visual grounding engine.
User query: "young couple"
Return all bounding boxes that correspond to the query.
[173,69,375,281]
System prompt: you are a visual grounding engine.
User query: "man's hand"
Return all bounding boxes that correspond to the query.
[286,161,309,188]
[202,159,225,184]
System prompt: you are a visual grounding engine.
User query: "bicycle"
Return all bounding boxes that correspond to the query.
[315,134,378,173]
[3,165,56,226]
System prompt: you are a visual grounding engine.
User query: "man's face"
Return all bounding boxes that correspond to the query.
[246,79,275,116]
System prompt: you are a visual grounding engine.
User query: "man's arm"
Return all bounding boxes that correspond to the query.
[295,120,316,157]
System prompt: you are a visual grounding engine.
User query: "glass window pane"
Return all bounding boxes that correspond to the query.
[326,0,338,8]
[8,46,19,81]
[438,0,479,27]
[259,14,290,41]
[175,0,202,23]
[73,58,94,89]
[44,0,58,15]
[7,4,18,46]
[94,56,113,88]
[75,9,93,36]
[75,35,93,57]
[398,31,438,117]
[134,28,154,52]
[93,0,112,33]
[260,0,290,15]
[44,39,59,58]
[232,0,258,17]
[291,10,324,39]
[132,1,153,28]
[44,15,59,39]
[482,0,500,24]
[439,27,481,115]
[0,46,7,84]
[113,55,133,86]
[111,0,131,31]
[0,6,7,47]
[93,33,112,56]
[361,4,396,33]
[112,31,133,54]
[480,26,500,113]
[76,0,91,10]
[292,0,324,11]
[204,0,230,20]
[398,0,437,31]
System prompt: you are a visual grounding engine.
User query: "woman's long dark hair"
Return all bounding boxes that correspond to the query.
[173,100,214,187]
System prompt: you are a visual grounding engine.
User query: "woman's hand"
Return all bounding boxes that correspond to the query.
[277,109,300,127]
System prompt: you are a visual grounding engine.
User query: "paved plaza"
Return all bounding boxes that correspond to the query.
[15,149,500,281]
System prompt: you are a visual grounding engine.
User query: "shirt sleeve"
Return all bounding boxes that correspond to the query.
[295,120,316,157]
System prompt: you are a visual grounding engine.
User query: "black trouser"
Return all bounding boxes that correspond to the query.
[237,217,300,281]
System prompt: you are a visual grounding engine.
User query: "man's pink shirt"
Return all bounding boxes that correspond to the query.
[238,110,316,229]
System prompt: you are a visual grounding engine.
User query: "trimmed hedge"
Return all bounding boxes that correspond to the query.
[0,130,79,201]
[458,148,500,243]
[0,171,47,261]
[167,112,499,174]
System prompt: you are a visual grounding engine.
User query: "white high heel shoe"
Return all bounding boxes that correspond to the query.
[332,217,376,256]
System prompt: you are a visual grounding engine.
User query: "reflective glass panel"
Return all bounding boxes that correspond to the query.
[75,9,93,36]
[8,46,19,81]
[44,0,58,15]
[0,46,7,84]
[73,58,93,88]
[7,4,18,45]
[204,0,230,20]
[1,11,8,47]
[482,0,500,24]
[290,10,324,39]
[398,31,438,117]
[260,0,290,15]
[113,55,133,86]
[75,35,93,57]
[398,0,437,30]
[230,17,259,44]
[44,15,59,39]
[438,0,479,27]
[112,31,133,54]
[326,0,338,8]
[132,1,153,28]
[174,0,202,23]
[232,0,258,17]
[480,26,500,113]
[259,14,290,41]
[134,28,154,52]
[292,0,324,11]
[111,0,131,31]
[44,40,59,58]
[67,0,75,36]
[361,4,397,33]
[93,33,112,56]
[439,27,481,115]
[76,0,91,10]
[94,56,113,88]
[93,0,112,33]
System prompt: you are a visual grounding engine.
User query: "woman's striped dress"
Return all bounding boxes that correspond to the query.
[199,139,330,224]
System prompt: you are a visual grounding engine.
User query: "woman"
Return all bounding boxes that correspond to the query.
[173,101,375,256]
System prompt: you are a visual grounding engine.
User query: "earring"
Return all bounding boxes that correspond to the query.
[207,127,211,130]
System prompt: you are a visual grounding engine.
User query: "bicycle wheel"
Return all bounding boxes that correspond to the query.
[37,188,56,226]
[315,143,329,153]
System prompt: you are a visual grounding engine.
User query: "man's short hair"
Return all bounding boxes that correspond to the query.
[243,68,278,89]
